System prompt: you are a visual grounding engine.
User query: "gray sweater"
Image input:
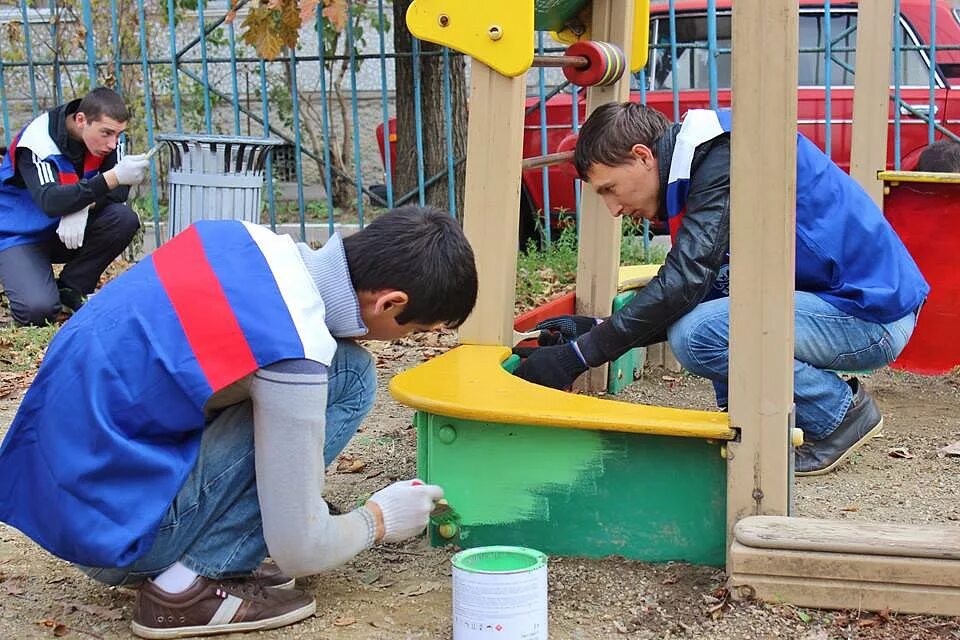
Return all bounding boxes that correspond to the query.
[214,234,377,577]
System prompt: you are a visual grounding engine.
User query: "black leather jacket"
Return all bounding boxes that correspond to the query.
[577,124,733,367]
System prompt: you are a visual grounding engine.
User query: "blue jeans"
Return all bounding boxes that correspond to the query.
[79,339,376,586]
[667,292,918,440]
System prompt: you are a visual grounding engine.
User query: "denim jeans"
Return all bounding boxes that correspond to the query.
[667,292,918,440]
[79,339,376,586]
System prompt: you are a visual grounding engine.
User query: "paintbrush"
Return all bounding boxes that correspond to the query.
[430,499,461,539]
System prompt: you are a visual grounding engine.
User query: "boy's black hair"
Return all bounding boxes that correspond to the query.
[77,87,130,124]
[342,206,478,328]
[574,102,672,181]
[916,138,960,173]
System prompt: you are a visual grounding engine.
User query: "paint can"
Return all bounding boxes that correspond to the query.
[451,546,548,640]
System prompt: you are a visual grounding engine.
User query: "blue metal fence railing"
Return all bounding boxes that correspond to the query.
[0,0,956,251]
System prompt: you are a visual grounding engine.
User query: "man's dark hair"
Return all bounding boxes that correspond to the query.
[574,102,672,181]
[916,138,960,173]
[342,205,478,328]
[77,87,130,123]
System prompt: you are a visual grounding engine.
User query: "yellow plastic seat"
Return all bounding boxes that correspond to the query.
[389,344,733,440]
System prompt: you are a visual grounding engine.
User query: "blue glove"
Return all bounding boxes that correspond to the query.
[513,342,588,389]
[535,315,600,346]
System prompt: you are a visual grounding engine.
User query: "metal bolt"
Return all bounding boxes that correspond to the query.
[438,13,449,27]
[488,24,503,41]
[438,424,457,444]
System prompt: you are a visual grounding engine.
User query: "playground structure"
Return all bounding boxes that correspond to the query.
[390,0,960,616]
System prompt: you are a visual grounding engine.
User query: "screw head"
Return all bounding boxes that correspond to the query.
[438,424,457,444]
[438,13,449,27]
[488,24,503,41]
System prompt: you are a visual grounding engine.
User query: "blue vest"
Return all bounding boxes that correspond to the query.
[0,220,336,567]
[0,111,106,251]
[667,109,928,323]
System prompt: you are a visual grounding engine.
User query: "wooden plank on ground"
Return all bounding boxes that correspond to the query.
[735,515,960,559]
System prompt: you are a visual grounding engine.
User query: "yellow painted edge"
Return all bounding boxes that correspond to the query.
[389,344,734,440]
[618,263,661,291]
[878,170,960,185]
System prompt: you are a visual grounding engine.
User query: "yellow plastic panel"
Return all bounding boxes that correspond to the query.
[878,170,960,185]
[548,0,649,72]
[390,345,733,440]
[617,263,661,291]
[631,0,650,71]
[405,1,535,77]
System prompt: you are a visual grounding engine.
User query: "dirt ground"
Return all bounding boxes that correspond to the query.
[2,330,960,639]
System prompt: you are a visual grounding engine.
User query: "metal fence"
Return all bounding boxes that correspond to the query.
[0,0,956,250]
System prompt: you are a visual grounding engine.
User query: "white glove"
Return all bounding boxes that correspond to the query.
[112,153,150,186]
[367,479,444,543]
[56,205,91,250]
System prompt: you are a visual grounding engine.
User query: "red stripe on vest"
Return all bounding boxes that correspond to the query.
[668,210,685,240]
[152,226,258,391]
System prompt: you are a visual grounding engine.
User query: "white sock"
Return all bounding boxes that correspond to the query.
[153,561,200,594]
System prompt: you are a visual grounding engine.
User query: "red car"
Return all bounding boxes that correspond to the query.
[378,0,960,239]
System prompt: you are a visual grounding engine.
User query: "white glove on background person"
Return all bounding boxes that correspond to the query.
[112,153,150,186]
[57,205,91,250]
[367,479,443,543]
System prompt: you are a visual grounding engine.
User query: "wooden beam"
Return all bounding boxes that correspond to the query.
[725,0,798,564]
[574,0,634,392]
[457,64,526,345]
[850,0,894,206]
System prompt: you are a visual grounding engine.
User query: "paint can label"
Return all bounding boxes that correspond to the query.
[452,546,548,640]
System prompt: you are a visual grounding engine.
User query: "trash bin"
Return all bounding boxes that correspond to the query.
[156,133,283,239]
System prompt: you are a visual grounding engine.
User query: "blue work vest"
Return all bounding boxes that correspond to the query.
[0,220,336,567]
[666,109,928,323]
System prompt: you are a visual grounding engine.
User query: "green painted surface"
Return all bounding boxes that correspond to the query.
[533,0,588,32]
[418,414,727,566]
[452,546,547,573]
[608,290,646,396]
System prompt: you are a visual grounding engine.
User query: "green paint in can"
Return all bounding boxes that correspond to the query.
[452,546,548,640]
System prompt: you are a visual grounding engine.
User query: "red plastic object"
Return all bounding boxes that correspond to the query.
[513,292,576,348]
[556,133,579,179]
[884,180,960,375]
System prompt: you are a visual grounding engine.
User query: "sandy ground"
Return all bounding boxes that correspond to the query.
[2,331,960,639]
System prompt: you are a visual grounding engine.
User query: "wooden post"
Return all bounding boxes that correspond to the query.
[457,64,527,346]
[849,0,894,206]
[574,0,634,392]
[725,0,798,565]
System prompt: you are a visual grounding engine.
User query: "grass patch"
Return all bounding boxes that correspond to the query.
[0,324,57,374]
[515,217,669,312]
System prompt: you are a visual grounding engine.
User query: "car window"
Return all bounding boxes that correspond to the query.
[648,9,934,91]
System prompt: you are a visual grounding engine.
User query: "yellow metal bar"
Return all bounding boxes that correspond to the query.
[389,345,735,440]
[878,170,960,185]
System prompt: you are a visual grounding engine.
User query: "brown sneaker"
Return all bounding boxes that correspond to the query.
[131,575,315,639]
[252,560,295,589]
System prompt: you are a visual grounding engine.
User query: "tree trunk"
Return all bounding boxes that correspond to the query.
[392,0,468,219]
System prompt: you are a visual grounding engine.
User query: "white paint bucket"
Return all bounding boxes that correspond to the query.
[451,546,548,640]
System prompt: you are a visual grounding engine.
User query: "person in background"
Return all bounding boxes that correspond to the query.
[0,86,148,325]
[915,138,960,173]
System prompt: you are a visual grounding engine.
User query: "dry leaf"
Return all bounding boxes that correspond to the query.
[333,616,357,627]
[403,582,439,597]
[65,601,124,620]
[888,447,914,459]
[940,441,960,456]
[335,457,366,473]
[322,0,348,30]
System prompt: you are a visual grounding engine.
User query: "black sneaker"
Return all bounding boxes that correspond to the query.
[795,377,883,476]
[58,286,86,315]
[132,575,315,639]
